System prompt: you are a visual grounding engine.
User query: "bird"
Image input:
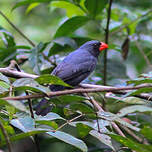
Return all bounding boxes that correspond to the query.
[35,40,108,116]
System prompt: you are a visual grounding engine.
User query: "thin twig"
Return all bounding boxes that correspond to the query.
[110,9,152,35]
[26,91,40,152]
[135,41,152,67]
[84,94,101,133]
[55,114,84,131]
[0,11,35,47]
[85,95,125,137]
[41,53,57,66]
[0,11,57,66]
[103,0,113,86]
[111,122,125,137]
[122,126,142,143]
[0,121,12,152]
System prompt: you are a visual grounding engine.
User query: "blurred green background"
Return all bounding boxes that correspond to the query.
[1,0,152,152]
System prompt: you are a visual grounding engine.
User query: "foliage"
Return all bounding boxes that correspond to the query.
[0,0,152,152]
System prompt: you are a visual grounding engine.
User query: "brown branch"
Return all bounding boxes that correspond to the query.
[0,68,38,79]
[103,0,113,85]
[0,68,152,101]
[0,83,150,100]
[2,84,152,101]
[0,121,12,152]
[111,122,126,137]
[0,11,35,47]
[81,84,152,101]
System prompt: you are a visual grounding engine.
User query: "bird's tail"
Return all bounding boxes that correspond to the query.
[35,85,66,116]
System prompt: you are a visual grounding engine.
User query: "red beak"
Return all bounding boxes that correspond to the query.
[99,42,108,51]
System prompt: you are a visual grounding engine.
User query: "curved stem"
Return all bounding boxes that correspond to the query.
[3,84,152,101]
[0,121,12,152]
[0,11,35,47]
[103,0,113,85]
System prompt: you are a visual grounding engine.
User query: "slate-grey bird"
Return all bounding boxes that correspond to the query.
[35,40,108,116]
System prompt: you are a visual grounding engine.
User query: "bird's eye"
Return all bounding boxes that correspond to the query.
[94,43,98,47]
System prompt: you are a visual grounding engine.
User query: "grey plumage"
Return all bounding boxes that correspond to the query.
[36,40,101,116]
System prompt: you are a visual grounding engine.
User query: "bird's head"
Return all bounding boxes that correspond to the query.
[79,40,108,57]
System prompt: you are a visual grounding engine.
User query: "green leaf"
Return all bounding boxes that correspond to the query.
[48,37,92,56]
[0,81,10,89]
[5,99,28,113]
[53,37,77,49]
[35,112,65,121]
[110,134,152,152]
[12,0,52,10]
[0,130,48,146]
[28,42,48,74]
[51,1,85,17]
[98,112,140,132]
[0,81,9,93]
[47,131,88,152]
[36,120,58,129]
[76,123,91,138]
[117,105,152,117]
[0,45,31,52]
[131,87,152,95]
[90,130,115,150]
[84,0,108,17]
[129,20,138,35]
[121,97,145,104]
[54,16,90,38]
[72,36,92,46]
[0,45,31,63]
[35,74,72,88]
[0,26,16,47]
[0,73,10,84]
[127,77,152,85]
[70,103,94,113]
[26,2,40,14]
[70,120,110,133]
[0,26,17,63]
[5,105,16,120]
[48,42,73,56]
[13,78,50,93]
[58,95,86,104]
[141,126,152,141]
[48,37,77,56]
[0,121,14,141]
[0,99,9,106]
[11,116,35,132]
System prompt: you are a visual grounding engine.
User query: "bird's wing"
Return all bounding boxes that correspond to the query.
[51,59,96,83]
